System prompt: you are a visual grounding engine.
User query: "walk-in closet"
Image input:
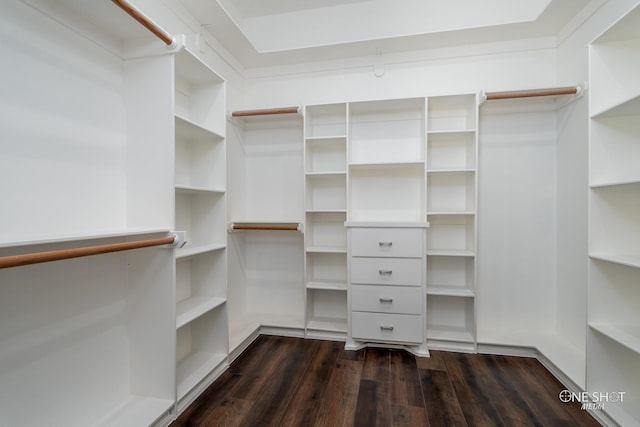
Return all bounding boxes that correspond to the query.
[1,0,639,426]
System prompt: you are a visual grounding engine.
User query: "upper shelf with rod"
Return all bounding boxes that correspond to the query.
[228,222,303,232]
[228,106,303,127]
[0,232,185,269]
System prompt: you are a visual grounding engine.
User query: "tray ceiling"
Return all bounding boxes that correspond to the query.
[177,0,605,68]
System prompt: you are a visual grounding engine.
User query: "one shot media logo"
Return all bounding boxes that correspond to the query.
[559,389,626,410]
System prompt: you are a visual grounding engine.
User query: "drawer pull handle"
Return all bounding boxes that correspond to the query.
[380,325,394,331]
[379,270,393,275]
[379,298,393,303]
[378,241,393,247]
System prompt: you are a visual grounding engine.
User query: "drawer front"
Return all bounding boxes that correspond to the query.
[350,257,422,286]
[351,312,424,344]
[351,285,422,314]
[350,228,422,258]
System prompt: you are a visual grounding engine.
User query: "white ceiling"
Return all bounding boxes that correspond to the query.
[177,0,605,69]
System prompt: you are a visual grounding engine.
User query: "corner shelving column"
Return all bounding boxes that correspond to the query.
[173,48,228,411]
[588,5,640,425]
[425,94,479,352]
[304,103,349,340]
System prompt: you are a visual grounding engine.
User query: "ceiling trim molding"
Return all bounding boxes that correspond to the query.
[244,36,557,80]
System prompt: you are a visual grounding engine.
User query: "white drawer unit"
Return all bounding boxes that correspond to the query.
[351,284,422,314]
[350,227,422,258]
[350,257,422,286]
[346,225,428,356]
[351,312,424,344]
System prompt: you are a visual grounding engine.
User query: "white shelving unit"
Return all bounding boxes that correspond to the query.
[588,5,640,425]
[304,104,349,339]
[344,98,429,356]
[0,2,177,426]
[172,48,228,411]
[426,94,479,352]
[348,99,426,223]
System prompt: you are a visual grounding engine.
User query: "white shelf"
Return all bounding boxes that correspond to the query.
[349,98,425,165]
[175,114,224,140]
[349,160,425,169]
[175,184,225,194]
[306,252,348,290]
[427,168,476,173]
[427,286,475,297]
[174,49,225,136]
[305,135,347,141]
[590,253,640,269]
[305,136,346,174]
[427,255,475,294]
[427,294,475,342]
[307,317,348,333]
[305,171,347,177]
[306,246,347,253]
[349,162,425,222]
[589,38,640,118]
[427,325,475,343]
[177,351,227,400]
[427,211,476,216]
[591,95,640,119]
[590,178,640,189]
[427,171,476,213]
[427,214,475,253]
[427,128,475,170]
[306,279,348,291]
[306,174,346,212]
[590,116,640,186]
[0,228,171,249]
[306,209,348,213]
[96,396,173,427]
[427,129,476,135]
[590,323,640,355]
[176,243,226,259]
[175,191,226,248]
[427,94,477,132]
[307,286,347,335]
[588,330,640,425]
[176,297,227,329]
[427,249,475,257]
[305,103,347,138]
[344,221,429,228]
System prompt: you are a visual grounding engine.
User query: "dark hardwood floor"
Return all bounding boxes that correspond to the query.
[171,335,600,427]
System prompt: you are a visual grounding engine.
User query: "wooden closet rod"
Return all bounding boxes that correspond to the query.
[230,224,300,231]
[111,0,177,48]
[231,107,300,118]
[484,86,580,101]
[0,235,177,269]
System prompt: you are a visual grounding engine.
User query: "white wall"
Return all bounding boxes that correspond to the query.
[477,99,558,337]
[0,1,128,241]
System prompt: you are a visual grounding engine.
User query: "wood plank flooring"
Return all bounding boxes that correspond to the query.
[171,335,600,427]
